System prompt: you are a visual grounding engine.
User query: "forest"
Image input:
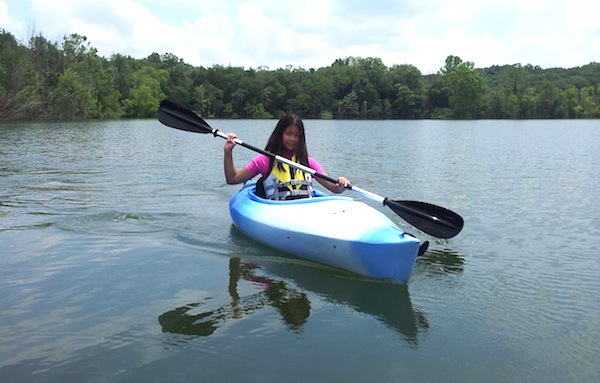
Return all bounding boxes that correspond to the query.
[1,29,599,121]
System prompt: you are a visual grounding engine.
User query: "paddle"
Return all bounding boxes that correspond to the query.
[157,99,464,239]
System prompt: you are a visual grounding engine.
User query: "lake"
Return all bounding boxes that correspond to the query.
[1,118,599,382]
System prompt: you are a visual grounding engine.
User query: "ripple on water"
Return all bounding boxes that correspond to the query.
[54,211,165,236]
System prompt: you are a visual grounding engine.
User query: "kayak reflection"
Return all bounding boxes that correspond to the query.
[159,254,428,346]
[227,225,429,345]
[158,258,310,337]
[258,259,428,346]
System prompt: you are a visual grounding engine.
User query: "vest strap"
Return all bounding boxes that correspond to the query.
[263,156,314,200]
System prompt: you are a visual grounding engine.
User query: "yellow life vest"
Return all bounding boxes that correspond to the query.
[263,156,313,200]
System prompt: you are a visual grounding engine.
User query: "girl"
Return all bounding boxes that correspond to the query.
[224,114,350,200]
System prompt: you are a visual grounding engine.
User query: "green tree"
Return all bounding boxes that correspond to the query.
[388,64,425,118]
[426,79,451,118]
[0,29,37,119]
[536,80,562,118]
[440,56,487,119]
[243,102,271,118]
[27,33,65,117]
[339,90,360,118]
[562,87,580,118]
[50,68,93,118]
[191,84,212,118]
[287,69,333,118]
[519,87,537,118]
[123,66,168,117]
[505,93,519,119]
[164,59,194,103]
[393,84,418,118]
[574,86,600,118]
[110,53,138,101]
[49,34,121,119]
[3,27,600,121]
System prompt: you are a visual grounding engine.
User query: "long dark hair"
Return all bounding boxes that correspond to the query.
[264,114,309,172]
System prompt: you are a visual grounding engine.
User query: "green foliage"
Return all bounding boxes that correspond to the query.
[123,66,168,118]
[0,28,599,121]
[50,68,92,118]
[244,102,271,119]
[320,110,333,119]
[0,29,37,119]
[478,63,600,119]
[438,56,487,119]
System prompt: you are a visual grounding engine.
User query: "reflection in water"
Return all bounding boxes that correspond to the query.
[159,303,221,337]
[160,253,429,346]
[261,261,429,346]
[417,247,465,275]
[228,225,428,345]
[229,257,311,330]
[159,258,310,337]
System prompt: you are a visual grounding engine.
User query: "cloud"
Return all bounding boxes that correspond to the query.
[2,0,598,73]
[1,0,24,35]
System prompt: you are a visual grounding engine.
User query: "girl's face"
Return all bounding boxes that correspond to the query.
[282,125,301,152]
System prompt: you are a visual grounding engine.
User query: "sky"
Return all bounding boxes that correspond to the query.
[1,0,598,74]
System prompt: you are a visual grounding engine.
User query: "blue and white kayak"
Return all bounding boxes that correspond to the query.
[229,182,422,284]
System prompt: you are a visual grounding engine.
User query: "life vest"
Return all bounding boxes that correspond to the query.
[262,156,313,200]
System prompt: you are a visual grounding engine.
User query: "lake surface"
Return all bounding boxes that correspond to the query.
[1,118,599,382]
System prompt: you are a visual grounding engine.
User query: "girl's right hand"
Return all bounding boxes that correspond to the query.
[224,133,238,151]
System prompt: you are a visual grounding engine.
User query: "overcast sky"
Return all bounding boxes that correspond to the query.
[1,0,598,74]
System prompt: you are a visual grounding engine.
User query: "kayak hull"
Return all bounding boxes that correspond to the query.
[229,183,421,284]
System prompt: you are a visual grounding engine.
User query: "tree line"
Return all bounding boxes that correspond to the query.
[1,29,599,121]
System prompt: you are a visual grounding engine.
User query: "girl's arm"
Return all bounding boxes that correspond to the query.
[224,133,254,184]
[315,175,350,194]
[308,157,350,194]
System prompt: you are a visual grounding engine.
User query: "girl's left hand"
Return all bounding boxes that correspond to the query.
[337,176,350,189]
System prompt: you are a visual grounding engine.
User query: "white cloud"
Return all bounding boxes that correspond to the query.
[1,0,598,72]
[0,0,24,37]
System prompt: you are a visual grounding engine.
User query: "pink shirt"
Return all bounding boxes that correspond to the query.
[245,154,325,178]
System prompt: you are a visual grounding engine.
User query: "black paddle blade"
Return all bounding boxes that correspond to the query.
[157,99,213,134]
[384,199,464,239]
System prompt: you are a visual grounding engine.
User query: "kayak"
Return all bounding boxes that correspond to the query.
[229,182,423,284]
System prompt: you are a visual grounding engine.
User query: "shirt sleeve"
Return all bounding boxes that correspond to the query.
[308,157,325,174]
[245,154,271,177]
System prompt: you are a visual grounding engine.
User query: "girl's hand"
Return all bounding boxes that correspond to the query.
[337,176,350,190]
[224,133,237,151]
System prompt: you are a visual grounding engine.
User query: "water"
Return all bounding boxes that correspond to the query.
[1,118,599,382]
